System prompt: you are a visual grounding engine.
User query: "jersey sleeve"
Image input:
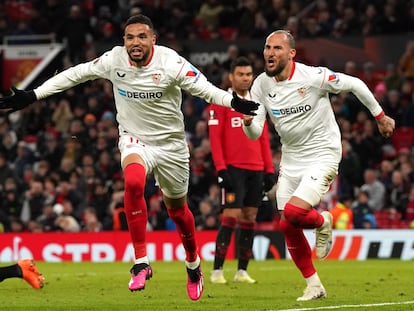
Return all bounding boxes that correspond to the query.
[207,103,227,172]
[316,67,384,119]
[242,78,267,140]
[34,50,113,99]
[174,57,233,108]
[259,121,275,174]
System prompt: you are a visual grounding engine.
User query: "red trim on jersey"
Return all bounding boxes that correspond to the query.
[375,111,385,120]
[273,61,296,83]
[143,46,154,66]
[288,61,296,80]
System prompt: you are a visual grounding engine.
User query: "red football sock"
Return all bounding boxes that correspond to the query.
[166,203,198,262]
[279,218,316,278]
[284,203,324,229]
[124,163,148,259]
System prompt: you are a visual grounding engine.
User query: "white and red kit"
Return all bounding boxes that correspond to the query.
[244,62,384,208]
[32,45,234,197]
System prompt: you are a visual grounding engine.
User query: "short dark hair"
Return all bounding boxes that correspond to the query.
[229,56,252,73]
[124,14,154,31]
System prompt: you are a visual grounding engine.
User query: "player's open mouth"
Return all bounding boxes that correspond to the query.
[131,47,142,57]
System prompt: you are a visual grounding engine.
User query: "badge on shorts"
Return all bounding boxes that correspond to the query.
[226,193,236,204]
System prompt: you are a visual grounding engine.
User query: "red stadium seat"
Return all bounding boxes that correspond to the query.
[391,127,414,151]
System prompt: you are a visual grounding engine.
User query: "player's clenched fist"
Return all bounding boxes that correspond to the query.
[376,115,395,138]
[0,87,37,113]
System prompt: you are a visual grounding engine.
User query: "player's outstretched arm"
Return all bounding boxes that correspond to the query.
[0,86,37,113]
[231,91,259,116]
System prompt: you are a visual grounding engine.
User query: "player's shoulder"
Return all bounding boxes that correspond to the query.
[295,62,325,75]
[99,46,125,61]
[154,45,180,58]
[254,72,271,83]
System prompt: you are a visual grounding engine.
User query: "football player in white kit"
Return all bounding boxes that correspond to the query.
[243,30,395,301]
[0,14,259,301]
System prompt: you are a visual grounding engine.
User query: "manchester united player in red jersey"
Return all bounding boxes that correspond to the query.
[208,57,276,284]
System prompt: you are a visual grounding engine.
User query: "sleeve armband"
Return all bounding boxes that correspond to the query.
[375,111,385,120]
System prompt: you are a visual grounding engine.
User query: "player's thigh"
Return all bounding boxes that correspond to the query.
[243,169,264,207]
[221,166,248,208]
[118,133,154,172]
[276,163,337,209]
[154,145,190,199]
[293,163,338,207]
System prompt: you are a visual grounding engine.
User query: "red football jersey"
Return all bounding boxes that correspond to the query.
[207,103,274,173]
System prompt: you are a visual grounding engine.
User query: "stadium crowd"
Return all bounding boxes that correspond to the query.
[0,0,413,233]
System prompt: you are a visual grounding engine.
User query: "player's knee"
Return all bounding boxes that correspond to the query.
[283,203,299,226]
[124,164,146,196]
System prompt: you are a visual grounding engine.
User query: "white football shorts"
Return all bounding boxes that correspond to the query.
[118,131,190,199]
[275,159,338,210]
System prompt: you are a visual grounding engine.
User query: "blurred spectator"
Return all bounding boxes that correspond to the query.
[198,0,224,28]
[352,190,377,229]
[337,139,362,199]
[81,207,102,232]
[398,40,414,81]
[195,199,219,230]
[406,184,414,222]
[350,118,383,169]
[360,3,383,37]
[55,214,81,232]
[57,4,93,64]
[147,194,168,231]
[360,62,383,92]
[386,170,409,219]
[0,152,19,187]
[36,201,59,232]
[360,168,386,211]
[330,195,353,229]
[188,147,216,214]
[383,63,406,92]
[52,98,74,136]
[21,179,46,222]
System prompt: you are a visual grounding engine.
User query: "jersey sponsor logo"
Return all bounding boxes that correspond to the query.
[231,117,243,128]
[268,92,276,98]
[271,104,311,116]
[117,88,162,99]
[116,71,126,78]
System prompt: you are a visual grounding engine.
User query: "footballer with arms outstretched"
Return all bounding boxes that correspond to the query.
[243,30,394,301]
[0,14,259,301]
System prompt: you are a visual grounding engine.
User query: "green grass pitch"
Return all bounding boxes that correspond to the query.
[2,259,414,311]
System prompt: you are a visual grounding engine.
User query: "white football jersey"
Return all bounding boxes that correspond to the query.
[34,45,233,144]
[244,62,384,163]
